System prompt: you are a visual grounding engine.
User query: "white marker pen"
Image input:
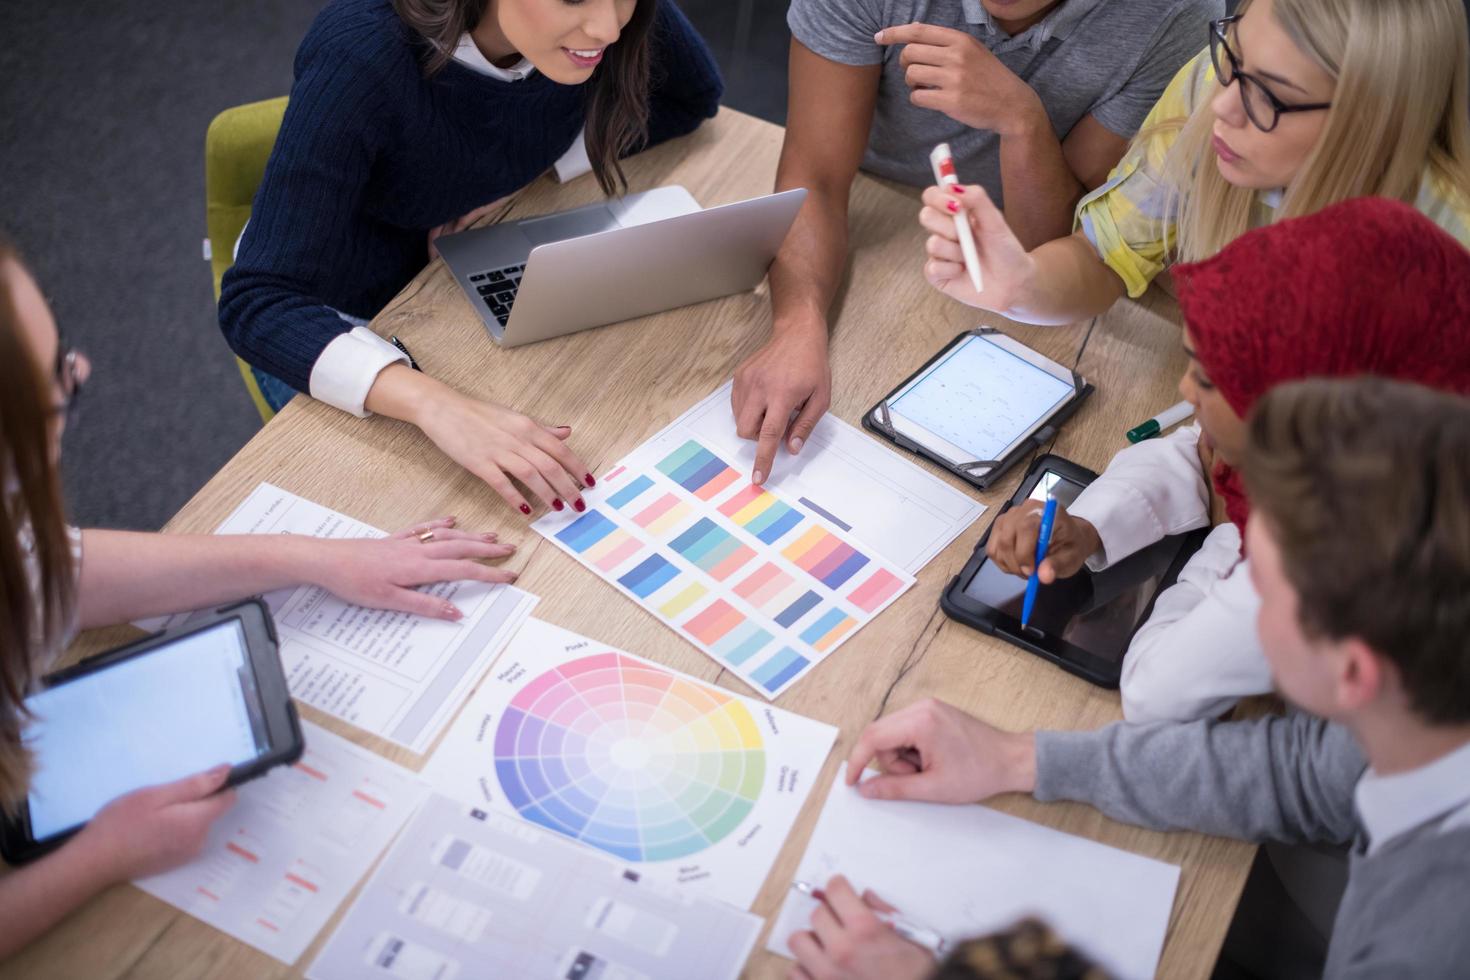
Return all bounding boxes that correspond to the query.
[929,143,984,295]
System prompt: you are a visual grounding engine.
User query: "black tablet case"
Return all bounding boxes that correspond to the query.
[863,329,1094,490]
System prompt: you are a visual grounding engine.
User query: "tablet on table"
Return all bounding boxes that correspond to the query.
[941,455,1208,687]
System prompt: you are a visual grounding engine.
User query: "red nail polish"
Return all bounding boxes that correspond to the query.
[573,499,586,513]
[812,889,826,902]
[584,473,596,487]
[552,499,565,512]
[519,504,532,515]
[950,185,964,194]
[946,200,959,213]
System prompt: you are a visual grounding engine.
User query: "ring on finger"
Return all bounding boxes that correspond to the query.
[417,530,436,544]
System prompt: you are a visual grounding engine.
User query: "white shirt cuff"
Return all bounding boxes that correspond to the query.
[553,130,592,183]
[308,326,409,418]
[1069,479,1163,573]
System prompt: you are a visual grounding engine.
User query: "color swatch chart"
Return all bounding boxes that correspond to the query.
[535,438,914,699]
[421,619,838,909]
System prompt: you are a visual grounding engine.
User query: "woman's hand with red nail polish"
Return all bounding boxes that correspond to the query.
[410,391,592,518]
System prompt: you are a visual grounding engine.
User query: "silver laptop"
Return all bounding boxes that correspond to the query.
[434,186,806,347]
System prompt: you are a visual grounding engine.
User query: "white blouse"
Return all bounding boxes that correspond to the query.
[1066,424,1273,722]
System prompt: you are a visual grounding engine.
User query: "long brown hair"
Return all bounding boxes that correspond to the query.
[393,0,654,197]
[0,241,75,808]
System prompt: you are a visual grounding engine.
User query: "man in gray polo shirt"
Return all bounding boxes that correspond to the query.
[731,0,1219,485]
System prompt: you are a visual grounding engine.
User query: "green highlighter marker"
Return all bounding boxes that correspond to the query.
[1126,400,1194,443]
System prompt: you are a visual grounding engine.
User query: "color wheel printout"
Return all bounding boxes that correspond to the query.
[421,619,838,909]
[308,793,761,980]
[534,417,921,698]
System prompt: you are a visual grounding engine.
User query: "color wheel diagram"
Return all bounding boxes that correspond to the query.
[422,619,838,909]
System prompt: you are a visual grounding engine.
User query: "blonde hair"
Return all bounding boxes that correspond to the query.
[1164,0,1470,262]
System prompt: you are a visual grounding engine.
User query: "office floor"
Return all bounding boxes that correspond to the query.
[1,0,790,531]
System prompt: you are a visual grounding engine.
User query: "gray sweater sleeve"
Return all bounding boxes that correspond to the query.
[1034,714,1365,845]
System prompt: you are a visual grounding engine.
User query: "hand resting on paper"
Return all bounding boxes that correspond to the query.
[787,875,933,980]
[308,517,520,621]
[985,500,1102,584]
[845,699,1036,804]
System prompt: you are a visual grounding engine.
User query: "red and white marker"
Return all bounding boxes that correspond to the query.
[929,142,984,295]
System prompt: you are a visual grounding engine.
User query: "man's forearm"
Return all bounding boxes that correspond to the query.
[997,100,1083,249]
[766,177,850,341]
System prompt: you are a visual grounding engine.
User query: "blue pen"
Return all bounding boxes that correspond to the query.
[1021,497,1058,630]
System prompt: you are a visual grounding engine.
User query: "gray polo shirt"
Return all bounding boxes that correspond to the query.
[788,0,1222,204]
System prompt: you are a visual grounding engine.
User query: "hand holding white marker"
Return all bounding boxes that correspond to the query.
[929,143,984,294]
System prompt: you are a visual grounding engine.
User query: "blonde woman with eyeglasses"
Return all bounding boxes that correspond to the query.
[916,0,1470,324]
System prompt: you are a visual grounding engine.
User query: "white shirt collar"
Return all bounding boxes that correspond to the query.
[1355,739,1470,855]
[452,33,536,82]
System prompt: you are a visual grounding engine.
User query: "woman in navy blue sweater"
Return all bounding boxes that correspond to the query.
[220,0,722,517]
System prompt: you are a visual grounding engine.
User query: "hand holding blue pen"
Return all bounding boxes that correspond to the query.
[1021,497,1058,630]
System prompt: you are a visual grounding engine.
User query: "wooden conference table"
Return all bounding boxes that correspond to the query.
[10,109,1254,980]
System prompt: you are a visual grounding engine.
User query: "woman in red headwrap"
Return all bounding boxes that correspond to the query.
[984,196,1470,722]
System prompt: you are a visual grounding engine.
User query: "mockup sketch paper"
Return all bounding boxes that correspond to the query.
[768,765,1180,980]
[135,721,430,965]
[308,792,762,980]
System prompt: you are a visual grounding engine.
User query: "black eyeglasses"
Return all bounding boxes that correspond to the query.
[1209,16,1332,133]
[53,342,86,427]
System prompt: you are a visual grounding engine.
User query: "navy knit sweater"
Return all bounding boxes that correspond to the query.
[219,0,723,393]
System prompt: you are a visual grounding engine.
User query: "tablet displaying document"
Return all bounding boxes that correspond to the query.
[2,600,302,863]
[865,331,1093,490]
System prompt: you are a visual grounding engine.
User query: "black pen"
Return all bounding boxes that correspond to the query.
[389,336,421,371]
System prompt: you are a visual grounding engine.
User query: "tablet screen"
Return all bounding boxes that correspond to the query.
[24,619,269,839]
[961,475,1192,663]
[889,335,1075,461]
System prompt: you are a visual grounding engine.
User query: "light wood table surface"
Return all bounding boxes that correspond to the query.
[7,109,1253,980]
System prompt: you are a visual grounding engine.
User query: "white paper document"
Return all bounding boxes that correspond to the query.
[663,381,985,573]
[768,766,1181,980]
[135,721,430,965]
[421,619,838,909]
[308,792,762,980]
[140,483,537,752]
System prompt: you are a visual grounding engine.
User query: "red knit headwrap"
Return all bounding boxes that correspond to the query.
[1172,197,1470,535]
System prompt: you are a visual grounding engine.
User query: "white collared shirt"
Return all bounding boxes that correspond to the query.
[1356,739,1470,855]
[451,33,537,81]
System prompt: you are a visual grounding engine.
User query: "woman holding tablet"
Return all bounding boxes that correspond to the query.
[916,0,1470,324]
[0,241,517,956]
[984,199,1470,722]
[219,0,722,518]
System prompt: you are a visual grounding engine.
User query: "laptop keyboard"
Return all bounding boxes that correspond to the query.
[468,264,525,327]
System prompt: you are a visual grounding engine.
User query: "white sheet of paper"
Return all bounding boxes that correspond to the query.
[138,483,537,753]
[420,619,837,909]
[135,722,430,965]
[768,766,1180,980]
[667,381,985,573]
[308,793,762,980]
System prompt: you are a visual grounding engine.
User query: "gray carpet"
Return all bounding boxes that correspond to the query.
[0,0,791,530]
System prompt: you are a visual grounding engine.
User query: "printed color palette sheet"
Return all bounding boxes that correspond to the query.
[421,619,838,909]
[535,438,914,698]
